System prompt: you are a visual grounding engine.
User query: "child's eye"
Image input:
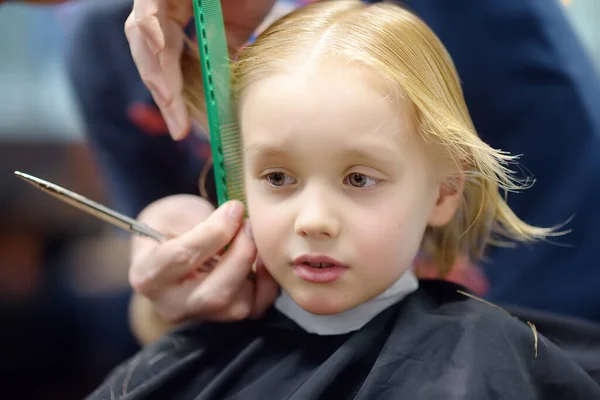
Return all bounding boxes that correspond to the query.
[264,172,296,187]
[344,173,380,188]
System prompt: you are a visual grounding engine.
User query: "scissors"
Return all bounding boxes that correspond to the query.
[15,171,168,241]
[14,171,222,272]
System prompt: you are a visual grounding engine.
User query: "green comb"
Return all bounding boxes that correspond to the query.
[192,0,245,207]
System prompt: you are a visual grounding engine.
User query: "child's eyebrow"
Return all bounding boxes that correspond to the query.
[245,143,287,161]
[245,142,401,166]
[343,146,402,166]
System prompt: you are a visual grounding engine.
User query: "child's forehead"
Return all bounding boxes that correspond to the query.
[241,60,404,114]
[240,69,423,164]
[242,75,402,131]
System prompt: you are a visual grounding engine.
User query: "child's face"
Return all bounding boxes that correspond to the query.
[240,64,452,315]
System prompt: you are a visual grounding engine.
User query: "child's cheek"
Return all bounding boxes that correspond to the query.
[354,214,421,267]
[247,204,284,261]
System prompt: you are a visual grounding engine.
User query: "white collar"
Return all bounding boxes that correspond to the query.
[274,271,419,335]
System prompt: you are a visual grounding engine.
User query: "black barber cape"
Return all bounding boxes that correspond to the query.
[87,280,600,400]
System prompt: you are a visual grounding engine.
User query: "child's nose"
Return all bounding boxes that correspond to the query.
[294,195,341,239]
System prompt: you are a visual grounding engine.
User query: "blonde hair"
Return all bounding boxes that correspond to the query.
[182,0,561,276]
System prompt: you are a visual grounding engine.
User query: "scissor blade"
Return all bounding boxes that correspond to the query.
[14,171,167,242]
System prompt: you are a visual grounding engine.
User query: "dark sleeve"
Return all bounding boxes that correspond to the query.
[399,0,600,320]
[64,0,207,218]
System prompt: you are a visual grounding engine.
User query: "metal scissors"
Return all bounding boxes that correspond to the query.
[15,171,168,242]
[14,171,223,272]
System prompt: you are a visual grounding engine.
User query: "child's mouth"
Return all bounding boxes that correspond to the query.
[292,255,348,283]
[294,263,347,283]
[306,262,333,268]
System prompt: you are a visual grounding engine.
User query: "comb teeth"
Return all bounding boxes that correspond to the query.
[193,0,245,207]
[219,122,245,205]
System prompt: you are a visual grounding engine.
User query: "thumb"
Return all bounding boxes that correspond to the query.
[131,195,215,264]
[251,257,280,319]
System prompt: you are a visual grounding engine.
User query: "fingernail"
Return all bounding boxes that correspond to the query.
[173,99,189,125]
[227,201,243,221]
[244,222,253,239]
[146,82,168,107]
[164,116,183,139]
[171,100,190,139]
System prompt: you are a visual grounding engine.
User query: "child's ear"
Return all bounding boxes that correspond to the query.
[428,174,464,227]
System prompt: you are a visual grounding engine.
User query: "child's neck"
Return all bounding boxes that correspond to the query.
[274,270,419,335]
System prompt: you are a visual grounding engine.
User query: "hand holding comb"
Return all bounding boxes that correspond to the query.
[12,1,245,274]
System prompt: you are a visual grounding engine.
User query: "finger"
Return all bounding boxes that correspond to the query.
[251,258,280,319]
[151,272,209,323]
[198,280,254,322]
[160,19,191,140]
[126,22,172,112]
[221,281,254,321]
[175,200,245,265]
[130,232,163,272]
[131,195,214,266]
[137,194,216,236]
[188,220,257,312]
[154,263,253,323]
[130,201,245,295]
[126,9,190,139]
[199,220,257,291]
[133,0,164,53]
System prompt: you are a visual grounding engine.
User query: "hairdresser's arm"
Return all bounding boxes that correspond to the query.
[125,0,276,140]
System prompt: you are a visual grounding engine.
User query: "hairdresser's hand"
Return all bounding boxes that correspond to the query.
[125,0,276,140]
[129,195,279,343]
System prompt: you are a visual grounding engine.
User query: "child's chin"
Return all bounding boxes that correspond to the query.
[291,290,359,316]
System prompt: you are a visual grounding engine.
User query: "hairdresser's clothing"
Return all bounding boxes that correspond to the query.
[66,0,600,321]
[86,280,600,400]
[393,0,600,319]
[65,0,213,219]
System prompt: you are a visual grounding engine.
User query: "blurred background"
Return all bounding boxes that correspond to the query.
[0,0,598,398]
[1,2,136,398]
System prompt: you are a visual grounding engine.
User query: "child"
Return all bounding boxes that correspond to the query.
[87,1,600,398]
